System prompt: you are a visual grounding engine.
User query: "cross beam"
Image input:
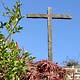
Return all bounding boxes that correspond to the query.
[27,14,72,19]
[27,7,72,61]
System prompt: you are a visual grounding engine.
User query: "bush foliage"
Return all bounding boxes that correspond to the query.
[0,1,35,80]
[21,60,66,80]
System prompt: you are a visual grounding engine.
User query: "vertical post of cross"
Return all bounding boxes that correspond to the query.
[48,7,52,61]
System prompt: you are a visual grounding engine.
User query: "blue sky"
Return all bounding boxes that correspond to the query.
[0,0,80,66]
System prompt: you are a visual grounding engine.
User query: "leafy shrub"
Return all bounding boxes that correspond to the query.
[0,1,35,80]
[63,58,79,67]
[21,60,66,80]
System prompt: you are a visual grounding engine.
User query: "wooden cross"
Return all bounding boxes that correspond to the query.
[27,7,72,61]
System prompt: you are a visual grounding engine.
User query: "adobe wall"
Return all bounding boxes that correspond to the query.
[64,66,80,80]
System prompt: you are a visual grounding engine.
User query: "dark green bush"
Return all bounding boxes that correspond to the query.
[0,1,35,80]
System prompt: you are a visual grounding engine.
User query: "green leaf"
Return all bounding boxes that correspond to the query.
[0,22,2,28]
[0,33,4,39]
[18,26,23,30]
